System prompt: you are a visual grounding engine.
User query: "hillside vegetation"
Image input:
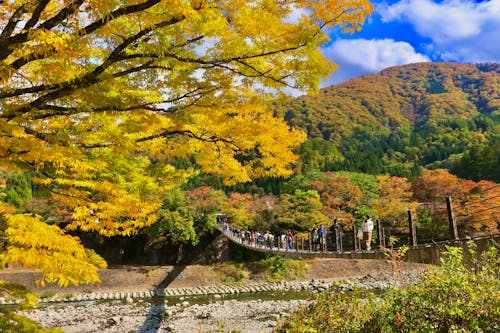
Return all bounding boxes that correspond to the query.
[278,62,499,180]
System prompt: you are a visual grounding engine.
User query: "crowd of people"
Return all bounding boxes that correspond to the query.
[220,215,375,253]
[222,221,293,251]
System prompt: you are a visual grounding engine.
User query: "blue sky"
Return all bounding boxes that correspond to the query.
[321,0,500,86]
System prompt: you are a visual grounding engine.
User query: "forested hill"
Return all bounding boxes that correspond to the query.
[277,62,499,181]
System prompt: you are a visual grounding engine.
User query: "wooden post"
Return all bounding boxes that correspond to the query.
[376,219,383,249]
[353,226,358,251]
[339,231,343,253]
[446,196,459,240]
[408,209,417,247]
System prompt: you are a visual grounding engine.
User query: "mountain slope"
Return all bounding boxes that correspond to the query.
[278,62,499,179]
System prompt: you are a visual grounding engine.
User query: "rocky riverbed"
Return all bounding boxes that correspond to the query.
[20,271,424,333]
[23,297,310,333]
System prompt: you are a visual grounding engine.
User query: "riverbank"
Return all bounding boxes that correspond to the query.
[20,271,425,333]
[1,257,428,299]
[4,258,429,332]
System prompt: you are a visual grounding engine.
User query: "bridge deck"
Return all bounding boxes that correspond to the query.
[217,224,500,264]
[217,225,386,260]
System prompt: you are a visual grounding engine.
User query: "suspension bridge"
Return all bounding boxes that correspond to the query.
[216,223,499,264]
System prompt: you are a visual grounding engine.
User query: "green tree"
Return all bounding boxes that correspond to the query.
[146,189,198,248]
[3,173,32,208]
[281,170,324,194]
[452,140,500,182]
[295,138,345,173]
[185,186,226,232]
[277,189,329,232]
[335,171,379,224]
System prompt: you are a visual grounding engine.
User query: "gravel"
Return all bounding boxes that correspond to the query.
[20,271,424,333]
[21,298,310,333]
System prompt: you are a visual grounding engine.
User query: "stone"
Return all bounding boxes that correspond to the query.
[106,318,117,327]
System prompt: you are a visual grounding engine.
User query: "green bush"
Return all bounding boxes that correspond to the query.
[261,256,308,282]
[0,282,62,332]
[275,241,500,332]
[39,290,56,299]
[217,263,249,285]
[0,310,62,333]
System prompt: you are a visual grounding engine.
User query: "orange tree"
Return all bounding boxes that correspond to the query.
[412,169,499,238]
[412,169,467,239]
[457,180,500,235]
[310,172,363,229]
[0,0,373,288]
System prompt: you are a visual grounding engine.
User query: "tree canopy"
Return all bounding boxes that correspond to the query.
[0,0,373,286]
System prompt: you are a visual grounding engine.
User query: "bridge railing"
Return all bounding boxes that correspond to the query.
[217,220,500,259]
[218,222,372,255]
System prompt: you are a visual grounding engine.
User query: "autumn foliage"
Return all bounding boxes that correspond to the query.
[279,62,499,180]
[0,0,373,286]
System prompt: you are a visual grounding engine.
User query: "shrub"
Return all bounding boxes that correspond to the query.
[217,263,249,285]
[39,290,56,299]
[275,241,500,332]
[0,281,61,332]
[261,256,308,283]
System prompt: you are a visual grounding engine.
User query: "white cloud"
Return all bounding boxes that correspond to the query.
[378,0,500,62]
[321,38,430,86]
[283,6,309,24]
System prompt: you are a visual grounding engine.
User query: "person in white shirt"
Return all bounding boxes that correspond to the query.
[362,215,374,250]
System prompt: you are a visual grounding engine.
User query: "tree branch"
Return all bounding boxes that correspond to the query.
[135,129,241,152]
[31,86,217,120]
[80,0,162,36]
[0,3,29,60]
[0,3,29,42]
[4,16,186,120]
[23,0,51,31]
[3,0,84,55]
[7,0,162,69]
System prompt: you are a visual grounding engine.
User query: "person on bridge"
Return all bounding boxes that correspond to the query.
[362,215,374,250]
[310,227,317,251]
[330,219,341,253]
[267,232,274,250]
[318,225,326,252]
[286,230,294,250]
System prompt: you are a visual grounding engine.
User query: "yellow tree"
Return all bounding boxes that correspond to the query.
[223,192,255,229]
[374,175,417,232]
[0,0,373,286]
